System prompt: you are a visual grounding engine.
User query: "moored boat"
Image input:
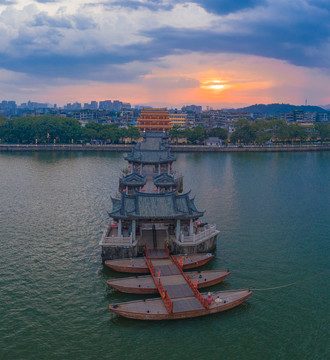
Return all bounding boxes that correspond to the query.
[107,270,230,294]
[109,289,252,320]
[104,253,214,273]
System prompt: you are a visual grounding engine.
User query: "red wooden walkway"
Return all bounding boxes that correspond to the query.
[145,248,208,314]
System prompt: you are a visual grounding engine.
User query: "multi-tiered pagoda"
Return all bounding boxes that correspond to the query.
[100,127,219,261]
[137,108,172,132]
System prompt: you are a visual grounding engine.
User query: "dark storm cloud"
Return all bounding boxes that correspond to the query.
[109,0,174,11]
[107,0,264,13]
[0,50,148,81]
[192,0,265,15]
[139,24,330,69]
[0,0,329,81]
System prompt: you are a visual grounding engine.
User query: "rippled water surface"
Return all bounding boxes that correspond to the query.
[0,151,329,360]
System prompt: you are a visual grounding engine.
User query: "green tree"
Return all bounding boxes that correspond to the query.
[230,119,256,144]
[125,125,140,141]
[268,120,290,142]
[169,126,181,144]
[288,123,308,142]
[315,123,330,142]
[252,120,272,145]
[0,115,82,144]
[188,126,206,144]
[207,127,228,140]
[0,115,7,126]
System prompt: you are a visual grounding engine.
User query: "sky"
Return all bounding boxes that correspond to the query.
[0,0,329,108]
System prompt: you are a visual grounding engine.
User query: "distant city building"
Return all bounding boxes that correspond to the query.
[99,100,113,110]
[64,102,82,111]
[113,100,122,111]
[169,113,188,128]
[83,101,98,110]
[1,97,328,126]
[182,105,202,114]
[18,100,50,111]
[293,110,304,122]
[186,112,197,127]
[280,112,294,123]
[137,108,172,132]
[316,112,329,122]
[0,100,17,116]
[135,105,152,110]
[303,112,316,123]
[98,99,131,111]
[71,110,99,124]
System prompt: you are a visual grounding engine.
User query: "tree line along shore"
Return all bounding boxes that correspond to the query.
[0,144,329,153]
[0,114,329,147]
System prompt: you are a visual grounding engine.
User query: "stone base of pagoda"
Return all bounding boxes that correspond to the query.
[101,244,153,261]
[169,234,218,255]
[101,245,137,261]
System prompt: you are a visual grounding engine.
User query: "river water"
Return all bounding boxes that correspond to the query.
[0,151,329,360]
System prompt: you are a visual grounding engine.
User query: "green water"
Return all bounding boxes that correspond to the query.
[0,151,329,360]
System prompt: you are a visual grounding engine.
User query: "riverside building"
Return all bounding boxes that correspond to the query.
[100,131,219,260]
[137,108,172,132]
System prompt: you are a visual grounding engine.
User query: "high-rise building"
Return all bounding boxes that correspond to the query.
[99,100,112,110]
[182,105,202,114]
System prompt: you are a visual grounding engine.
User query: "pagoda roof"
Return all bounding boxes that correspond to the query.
[154,173,176,187]
[122,173,146,187]
[110,191,204,220]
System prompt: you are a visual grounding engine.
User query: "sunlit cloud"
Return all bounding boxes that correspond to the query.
[0,1,329,107]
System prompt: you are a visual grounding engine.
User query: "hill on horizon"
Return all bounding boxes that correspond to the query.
[234,103,329,115]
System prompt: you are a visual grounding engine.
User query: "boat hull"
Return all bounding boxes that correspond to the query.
[107,270,230,294]
[109,289,252,320]
[104,253,214,273]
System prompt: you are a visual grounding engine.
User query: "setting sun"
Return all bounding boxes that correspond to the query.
[209,84,225,90]
[201,79,227,91]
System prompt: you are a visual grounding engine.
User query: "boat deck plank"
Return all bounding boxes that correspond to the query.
[172,297,204,313]
[164,283,194,298]
[147,249,168,258]
[146,250,208,314]
[154,264,181,276]
[160,274,187,286]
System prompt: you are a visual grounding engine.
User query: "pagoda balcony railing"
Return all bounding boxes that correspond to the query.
[100,233,133,246]
[99,222,135,246]
[179,224,219,244]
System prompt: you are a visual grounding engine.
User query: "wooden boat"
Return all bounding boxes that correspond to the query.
[109,289,252,320]
[107,270,230,294]
[104,253,214,273]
